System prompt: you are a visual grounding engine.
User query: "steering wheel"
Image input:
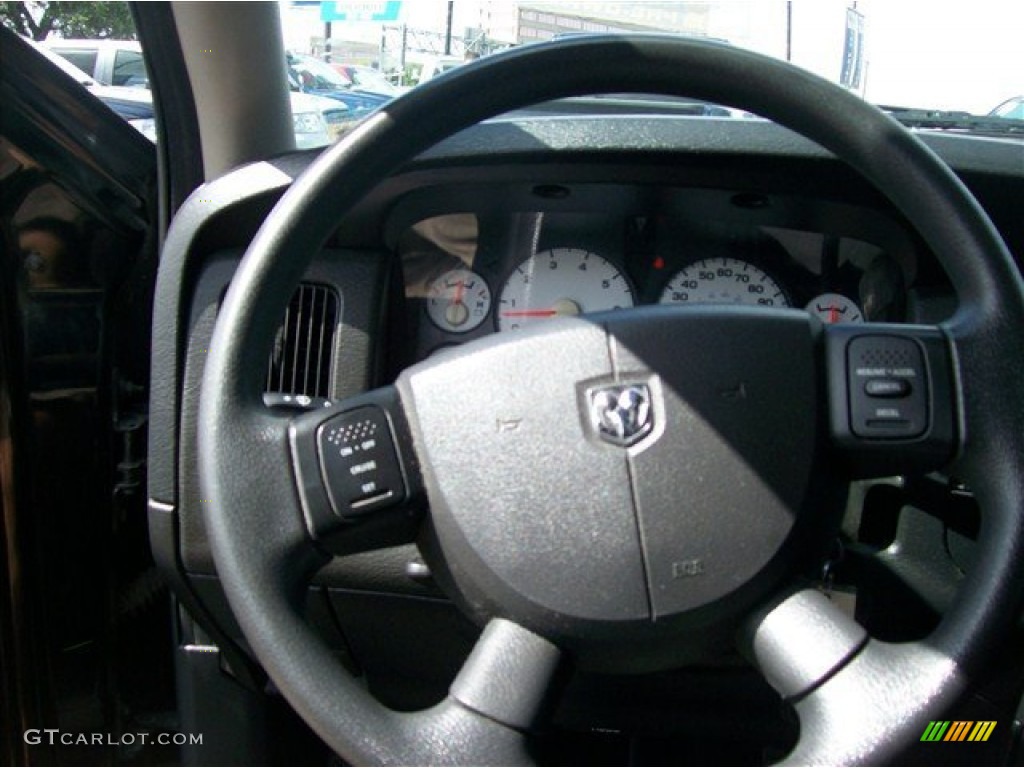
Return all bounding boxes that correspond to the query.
[198,36,1024,764]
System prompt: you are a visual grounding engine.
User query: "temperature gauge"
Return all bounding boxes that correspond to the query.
[805,293,864,324]
[426,268,491,333]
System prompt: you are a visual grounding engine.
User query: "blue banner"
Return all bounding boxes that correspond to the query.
[320,1,402,22]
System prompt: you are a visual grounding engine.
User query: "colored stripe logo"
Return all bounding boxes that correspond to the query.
[920,721,996,742]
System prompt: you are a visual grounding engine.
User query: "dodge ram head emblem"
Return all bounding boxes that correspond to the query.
[588,384,653,446]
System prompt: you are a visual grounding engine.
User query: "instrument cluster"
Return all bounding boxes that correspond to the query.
[395,202,914,363]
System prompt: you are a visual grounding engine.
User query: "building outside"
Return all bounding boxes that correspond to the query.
[279,1,864,93]
[515,2,713,43]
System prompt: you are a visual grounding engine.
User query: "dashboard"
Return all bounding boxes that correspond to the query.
[142,113,1023,747]
[150,116,1020,552]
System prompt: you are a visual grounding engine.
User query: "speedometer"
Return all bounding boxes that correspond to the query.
[497,248,634,331]
[659,257,789,307]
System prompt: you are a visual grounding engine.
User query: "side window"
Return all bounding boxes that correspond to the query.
[112,49,147,87]
[58,49,98,76]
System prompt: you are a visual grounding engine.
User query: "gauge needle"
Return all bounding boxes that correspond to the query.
[500,309,559,317]
[817,304,843,323]
[452,280,465,305]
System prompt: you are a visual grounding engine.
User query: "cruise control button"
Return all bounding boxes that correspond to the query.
[847,336,928,439]
[317,406,406,518]
[865,378,911,397]
[870,406,905,420]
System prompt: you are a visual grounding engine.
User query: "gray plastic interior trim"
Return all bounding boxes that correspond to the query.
[171,1,294,177]
[749,588,868,699]
[449,619,561,731]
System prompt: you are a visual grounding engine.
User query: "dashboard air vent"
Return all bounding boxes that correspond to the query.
[266,282,338,401]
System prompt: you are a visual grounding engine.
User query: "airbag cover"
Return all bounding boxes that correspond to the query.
[398,308,820,651]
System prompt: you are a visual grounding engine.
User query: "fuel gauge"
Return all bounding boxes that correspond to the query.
[805,293,864,324]
[426,268,491,333]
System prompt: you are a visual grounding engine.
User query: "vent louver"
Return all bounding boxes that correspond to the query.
[265,283,339,400]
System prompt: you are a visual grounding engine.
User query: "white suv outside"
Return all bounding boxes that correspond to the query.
[44,38,348,148]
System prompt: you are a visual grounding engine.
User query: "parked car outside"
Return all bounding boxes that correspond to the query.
[44,37,147,87]
[286,91,348,149]
[329,62,408,96]
[989,95,1024,120]
[417,54,463,83]
[44,38,346,148]
[286,51,392,118]
[90,84,157,141]
[27,38,155,140]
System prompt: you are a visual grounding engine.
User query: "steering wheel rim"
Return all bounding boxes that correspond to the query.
[198,35,1024,764]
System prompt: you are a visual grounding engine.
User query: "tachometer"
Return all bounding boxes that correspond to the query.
[497,248,634,331]
[659,257,789,307]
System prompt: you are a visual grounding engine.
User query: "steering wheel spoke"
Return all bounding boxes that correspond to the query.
[449,618,563,731]
[824,323,959,478]
[385,618,562,764]
[744,588,868,701]
[288,385,425,555]
[743,588,963,765]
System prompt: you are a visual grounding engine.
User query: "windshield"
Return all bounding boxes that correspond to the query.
[278,0,1021,117]
[6,0,1021,149]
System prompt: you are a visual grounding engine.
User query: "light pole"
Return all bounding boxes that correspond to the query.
[786,0,792,61]
[444,0,454,55]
